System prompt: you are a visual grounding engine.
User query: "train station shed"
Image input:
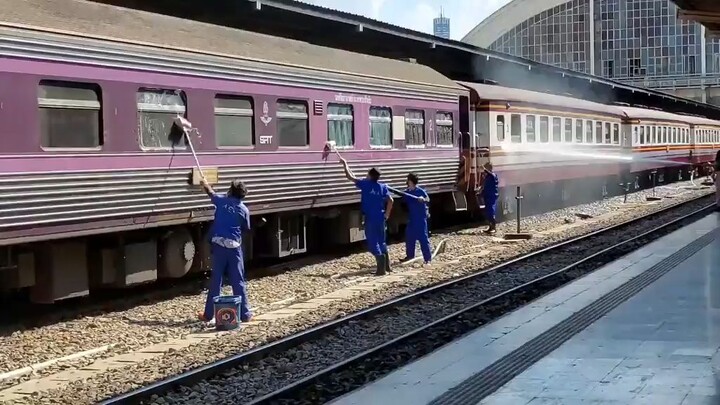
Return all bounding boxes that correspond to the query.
[92,0,720,120]
[674,0,720,37]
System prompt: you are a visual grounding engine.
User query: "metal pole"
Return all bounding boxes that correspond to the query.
[651,170,657,198]
[515,186,523,234]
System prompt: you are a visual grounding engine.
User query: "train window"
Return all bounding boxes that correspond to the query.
[38,81,102,149]
[526,115,536,142]
[594,122,602,144]
[663,127,668,143]
[552,117,561,142]
[585,120,593,143]
[510,114,521,143]
[639,126,645,144]
[405,110,425,146]
[632,126,638,145]
[564,118,573,142]
[214,95,254,147]
[604,123,611,144]
[496,115,505,142]
[327,104,354,148]
[613,124,620,144]
[539,116,549,143]
[277,99,309,147]
[436,112,454,145]
[137,89,186,149]
[673,128,678,144]
[651,127,656,144]
[369,107,392,147]
[576,120,584,143]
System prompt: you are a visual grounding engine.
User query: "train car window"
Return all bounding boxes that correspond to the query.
[38,81,102,149]
[594,122,602,144]
[277,99,309,147]
[137,89,186,149]
[539,116,549,143]
[214,95,254,147]
[639,126,645,144]
[496,115,505,142]
[613,124,620,144]
[552,117,561,142]
[564,118,572,143]
[576,120,584,143]
[663,127,668,144]
[327,103,354,148]
[369,107,392,147]
[526,115,536,142]
[651,127,656,144]
[405,110,425,146]
[436,112,454,145]
[632,126,638,145]
[604,123,611,144]
[510,114,521,143]
[585,120,593,143]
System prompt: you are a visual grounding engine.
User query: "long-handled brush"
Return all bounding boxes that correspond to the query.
[169,115,204,179]
[324,141,422,201]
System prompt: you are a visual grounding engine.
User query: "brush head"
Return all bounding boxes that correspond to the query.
[322,140,337,160]
[168,115,194,146]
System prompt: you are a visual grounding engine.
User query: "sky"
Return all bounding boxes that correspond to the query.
[297,0,514,40]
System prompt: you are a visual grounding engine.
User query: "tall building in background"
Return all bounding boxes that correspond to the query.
[462,0,720,105]
[433,8,450,39]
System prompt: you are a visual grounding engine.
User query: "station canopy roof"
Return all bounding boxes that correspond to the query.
[673,0,720,37]
[89,0,720,120]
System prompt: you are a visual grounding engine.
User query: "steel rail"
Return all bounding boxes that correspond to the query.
[100,195,716,405]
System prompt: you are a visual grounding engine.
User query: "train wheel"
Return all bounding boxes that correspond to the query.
[159,228,195,278]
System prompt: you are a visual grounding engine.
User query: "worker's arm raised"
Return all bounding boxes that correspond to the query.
[200,177,216,197]
[339,157,358,183]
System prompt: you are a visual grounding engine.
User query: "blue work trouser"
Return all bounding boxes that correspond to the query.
[203,243,252,321]
[365,219,388,257]
[484,196,498,222]
[406,218,432,262]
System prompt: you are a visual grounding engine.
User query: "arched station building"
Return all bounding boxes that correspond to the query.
[463,0,720,105]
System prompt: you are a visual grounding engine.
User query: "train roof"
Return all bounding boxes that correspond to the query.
[621,107,720,127]
[0,0,463,96]
[458,81,624,117]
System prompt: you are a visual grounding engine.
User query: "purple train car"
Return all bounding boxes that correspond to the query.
[0,0,469,302]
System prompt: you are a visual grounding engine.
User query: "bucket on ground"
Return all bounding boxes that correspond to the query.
[213,295,243,331]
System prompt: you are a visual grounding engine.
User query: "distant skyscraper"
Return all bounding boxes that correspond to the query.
[433,8,450,39]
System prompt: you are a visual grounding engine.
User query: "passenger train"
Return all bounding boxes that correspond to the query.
[0,0,717,303]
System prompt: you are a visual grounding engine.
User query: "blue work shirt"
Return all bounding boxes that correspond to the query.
[356,178,390,222]
[403,187,429,221]
[209,194,251,243]
[482,171,499,201]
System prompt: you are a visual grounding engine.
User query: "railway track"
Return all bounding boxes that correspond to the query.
[100,193,717,405]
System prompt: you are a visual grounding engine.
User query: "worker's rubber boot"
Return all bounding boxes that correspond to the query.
[384,253,392,273]
[375,255,387,276]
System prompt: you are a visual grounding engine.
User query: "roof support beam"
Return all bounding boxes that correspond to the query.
[678,9,720,24]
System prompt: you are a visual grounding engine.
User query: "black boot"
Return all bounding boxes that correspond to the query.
[384,253,392,273]
[375,255,387,276]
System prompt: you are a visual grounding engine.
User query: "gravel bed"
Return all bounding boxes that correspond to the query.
[241,199,714,405]
[9,184,713,405]
[0,182,692,377]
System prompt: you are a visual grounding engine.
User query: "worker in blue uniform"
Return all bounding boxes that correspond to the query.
[340,157,394,276]
[197,177,253,325]
[480,162,499,234]
[400,173,432,264]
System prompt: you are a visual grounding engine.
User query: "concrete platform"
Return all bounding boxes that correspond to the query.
[330,213,720,405]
